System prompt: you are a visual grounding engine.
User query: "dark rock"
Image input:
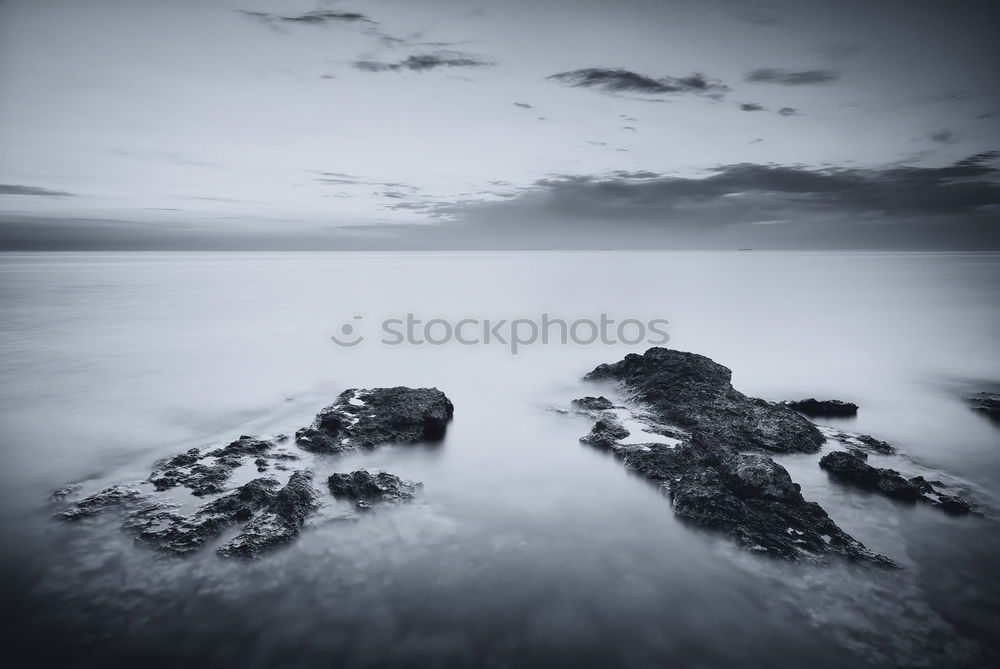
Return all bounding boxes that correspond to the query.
[783,398,859,418]
[579,414,630,450]
[58,484,145,520]
[328,470,422,510]
[218,471,318,558]
[129,478,280,554]
[819,450,975,513]
[49,484,82,502]
[149,437,276,496]
[206,436,273,459]
[579,348,892,565]
[966,392,1000,422]
[586,348,824,454]
[296,387,454,453]
[571,396,616,411]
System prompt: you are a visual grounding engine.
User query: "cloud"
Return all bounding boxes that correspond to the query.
[929,129,956,144]
[353,50,492,72]
[423,152,1000,249]
[239,10,373,26]
[777,107,798,116]
[0,184,74,197]
[745,68,840,85]
[513,102,533,109]
[740,103,765,111]
[547,68,728,97]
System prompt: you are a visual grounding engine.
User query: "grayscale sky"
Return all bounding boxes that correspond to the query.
[0,0,998,249]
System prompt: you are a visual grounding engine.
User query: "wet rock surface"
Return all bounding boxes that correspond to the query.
[148,436,284,496]
[59,484,145,520]
[966,391,1000,422]
[296,387,454,453]
[579,347,893,565]
[328,470,422,510]
[586,348,824,454]
[819,450,975,514]
[218,471,319,558]
[571,396,616,411]
[783,398,859,418]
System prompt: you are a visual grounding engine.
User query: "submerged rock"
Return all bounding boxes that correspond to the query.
[129,477,281,554]
[966,391,1000,422]
[149,437,277,496]
[295,387,454,453]
[571,396,616,411]
[328,470,422,510]
[58,484,145,520]
[819,427,896,455]
[579,414,630,450]
[580,347,893,565]
[819,450,975,514]
[783,398,859,418]
[218,471,318,558]
[586,348,824,454]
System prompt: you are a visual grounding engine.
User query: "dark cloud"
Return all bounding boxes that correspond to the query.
[513,102,533,109]
[547,68,728,97]
[239,10,373,26]
[777,107,798,116]
[745,68,840,85]
[424,152,1000,249]
[0,184,74,197]
[929,129,956,144]
[353,50,492,72]
[740,103,765,111]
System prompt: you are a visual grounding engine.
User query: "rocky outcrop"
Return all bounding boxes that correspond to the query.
[586,348,824,454]
[59,484,145,520]
[328,470,422,510]
[819,450,975,514]
[148,436,285,496]
[783,398,858,418]
[818,427,896,454]
[579,347,892,565]
[579,414,630,450]
[571,396,616,411]
[296,387,454,453]
[966,391,1000,422]
[218,471,319,558]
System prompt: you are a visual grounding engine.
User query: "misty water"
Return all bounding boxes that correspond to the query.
[1,251,999,667]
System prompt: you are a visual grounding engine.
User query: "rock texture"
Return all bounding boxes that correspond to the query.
[296,387,454,453]
[571,396,616,411]
[580,347,892,565]
[819,450,975,514]
[218,471,319,558]
[586,348,824,454]
[783,398,859,418]
[328,470,422,510]
[966,391,1000,422]
[148,436,288,496]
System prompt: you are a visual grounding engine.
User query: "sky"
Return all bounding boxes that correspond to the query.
[0,0,998,250]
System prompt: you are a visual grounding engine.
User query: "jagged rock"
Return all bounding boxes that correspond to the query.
[148,436,276,496]
[580,348,892,565]
[820,450,975,514]
[816,426,897,454]
[49,484,82,502]
[586,348,823,454]
[783,398,858,418]
[571,396,615,411]
[579,414,630,450]
[128,478,280,554]
[328,471,422,510]
[218,471,318,558]
[58,484,145,519]
[966,392,1000,422]
[295,387,454,453]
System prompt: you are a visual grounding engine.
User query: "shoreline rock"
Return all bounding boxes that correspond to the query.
[296,387,454,453]
[328,470,422,510]
[966,392,1000,423]
[580,347,893,565]
[782,398,859,418]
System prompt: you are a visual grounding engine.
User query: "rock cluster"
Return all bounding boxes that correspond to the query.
[328,470,422,510]
[782,398,859,418]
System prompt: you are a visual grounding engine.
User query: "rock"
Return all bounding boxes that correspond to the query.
[579,414,630,450]
[586,348,824,454]
[149,436,276,496]
[328,470,422,510]
[218,471,318,558]
[783,398,858,418]
[818,427,896,454]
[819,450,975,513]
[966,392,1000,422]
[295,387,454,453]
[571,396,616,411]
[49,484,82,502]
[129,478,280,554]
[58,484,145,519]
[579,347,893,565]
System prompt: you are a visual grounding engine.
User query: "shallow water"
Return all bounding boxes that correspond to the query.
[0,251,998,667]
